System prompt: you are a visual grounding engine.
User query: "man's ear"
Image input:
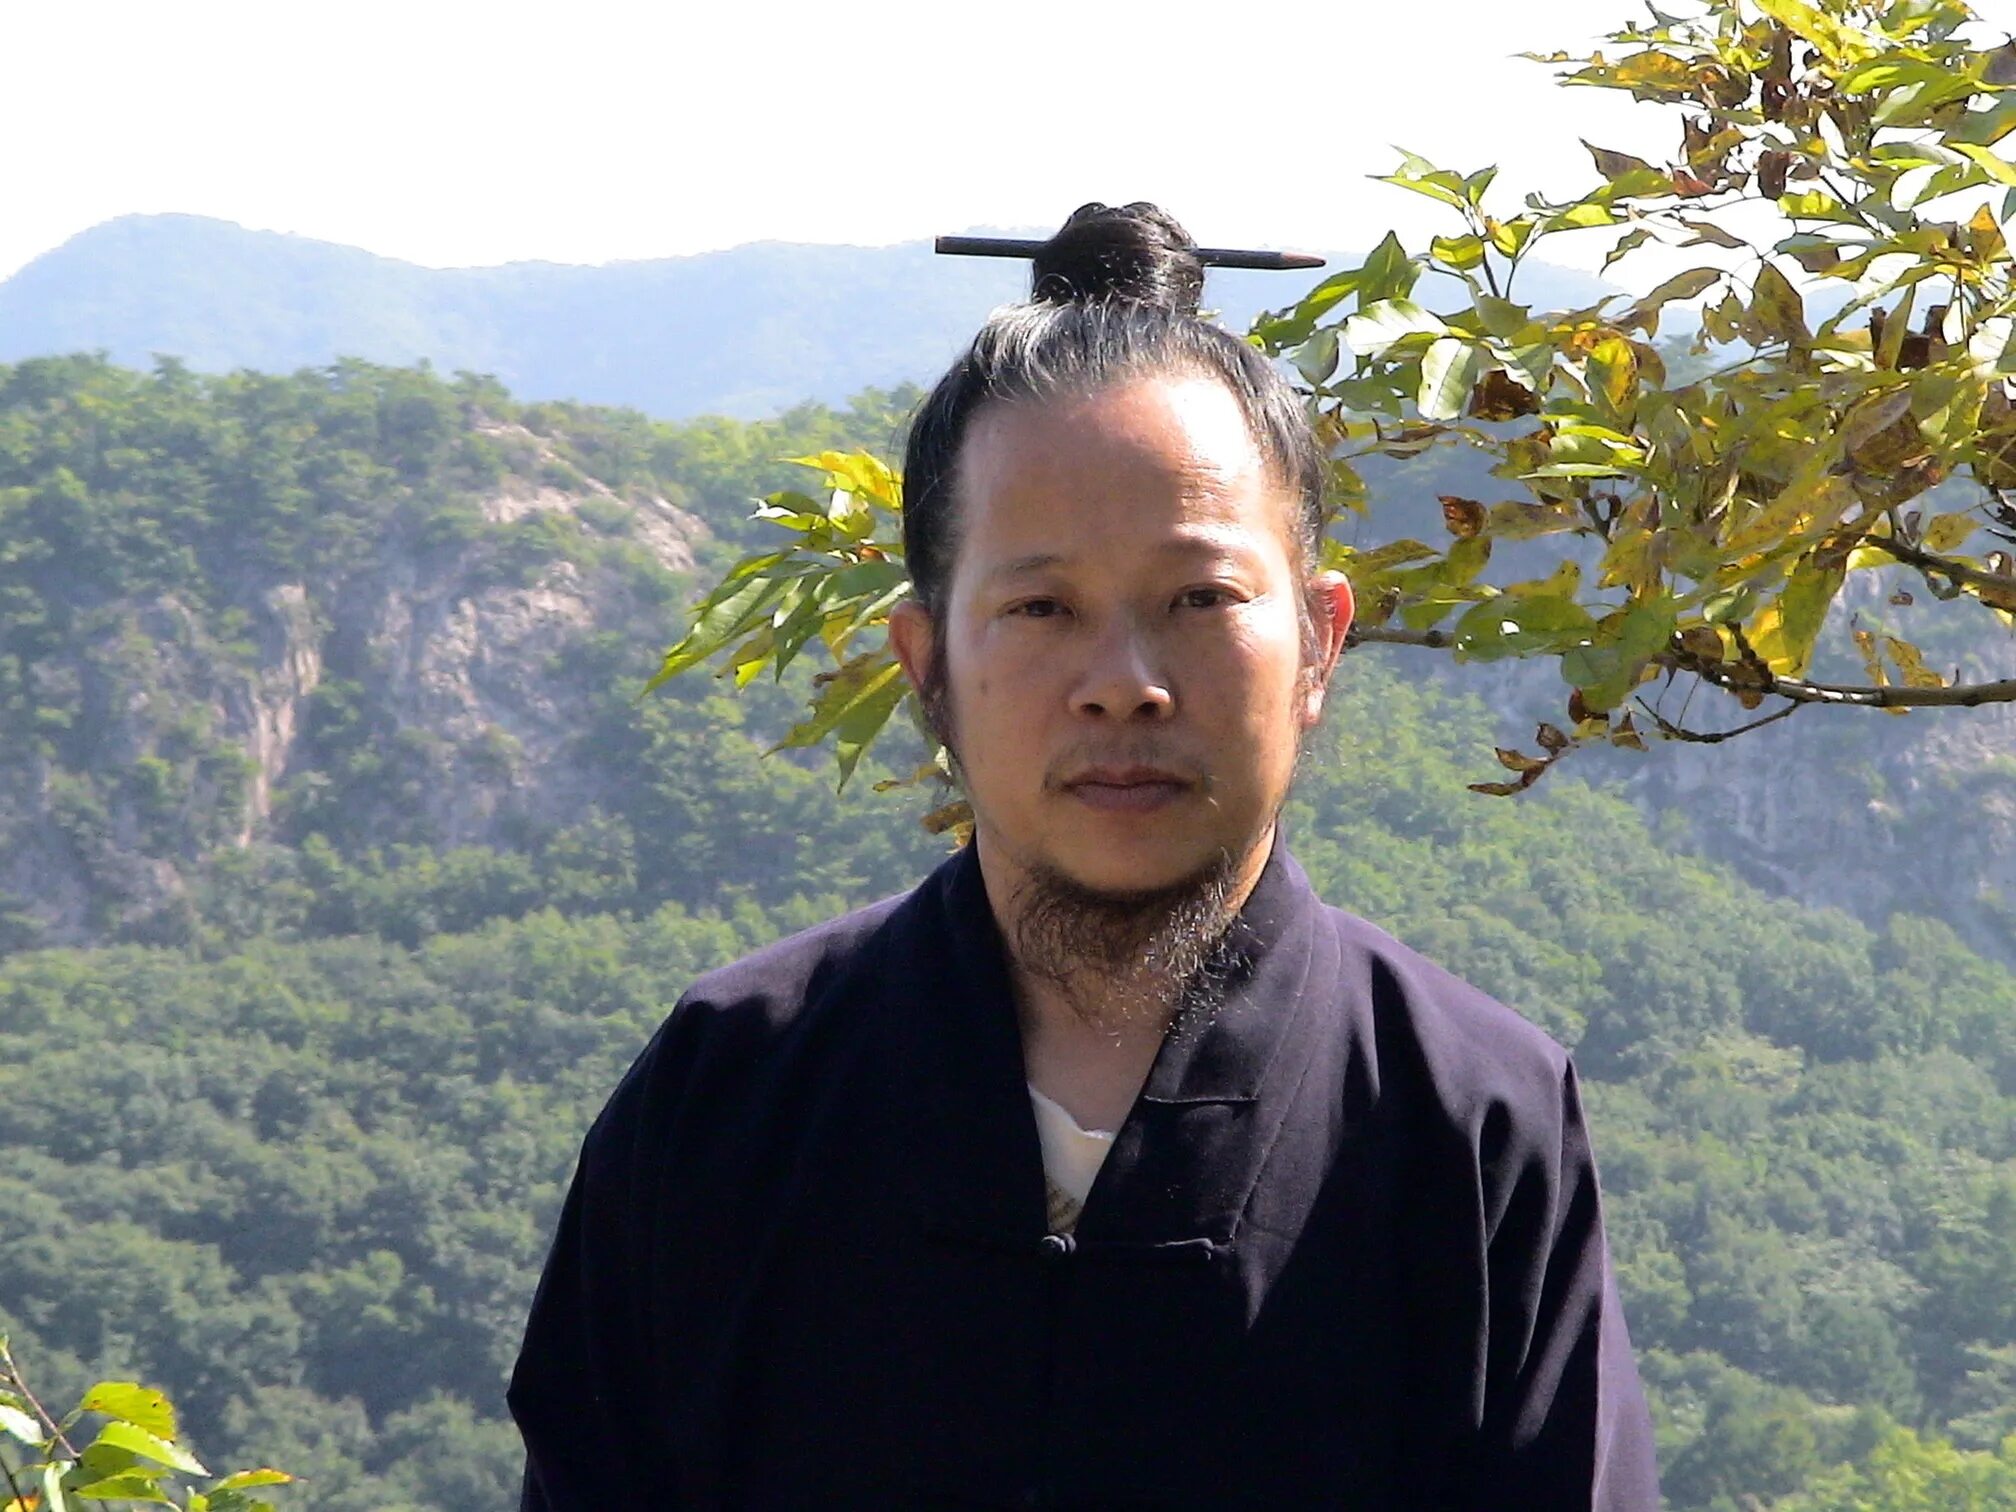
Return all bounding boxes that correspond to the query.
[887,598,936,692]
[1299,571,1355,725]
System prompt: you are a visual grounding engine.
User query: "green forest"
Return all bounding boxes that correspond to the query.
[0,354,2011,1509]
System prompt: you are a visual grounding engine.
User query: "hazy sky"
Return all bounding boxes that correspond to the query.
[5,0,2014,292]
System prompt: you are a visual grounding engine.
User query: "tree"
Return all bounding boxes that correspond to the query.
[654,0,2016,793]
[1773,1426,2016,1510]
[0,1341,292,1510]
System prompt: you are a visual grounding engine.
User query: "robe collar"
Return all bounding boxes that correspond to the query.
[899,835,1328,1246]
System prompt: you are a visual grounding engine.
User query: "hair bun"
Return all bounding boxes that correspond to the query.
[1030,202,1205,316]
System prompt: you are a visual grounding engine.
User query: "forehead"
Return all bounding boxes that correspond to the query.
[953,374,1295,564]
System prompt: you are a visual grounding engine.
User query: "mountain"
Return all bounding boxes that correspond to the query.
[0,214,1620,419]
[0,354,2011,1512]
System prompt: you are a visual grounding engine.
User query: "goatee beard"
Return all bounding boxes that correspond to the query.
[1007,851,1246,1034]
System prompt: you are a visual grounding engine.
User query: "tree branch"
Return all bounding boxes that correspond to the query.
[1705,670,2016,708]
[1635,696,1801,742]
[1347,625,1455,649]
[1867,534,2016,598]
[0,1340,78,1461]
[0,1444,26,1512]
[1350,624,2016,707]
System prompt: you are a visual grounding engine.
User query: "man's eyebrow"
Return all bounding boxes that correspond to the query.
[1157,531,1264,561]
[983,552,1067,583]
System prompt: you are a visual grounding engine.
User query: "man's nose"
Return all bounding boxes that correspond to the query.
[1071,619,1174,720]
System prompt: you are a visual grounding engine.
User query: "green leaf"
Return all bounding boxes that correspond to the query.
[1584,140,1653,178]
[1342,299,1447,359]
[774,656,910,788]
[211,1470,292,1492]
[1333,538,1441,573]
[0,1404,40,1444]
[1292,328,1341,387]
[1779,190,1856,222]
[1416,340,1486,421]
[644,570,794,691]
[1677,217,1747,250]
[1372,155,1467,210]
[1546,202,1619,232]
[1356,231,1420,307]
[68,1473,172,1503]
[91,1422,206,1477]
[1953,141,2016,187]
[1471,296,1533,341]
[1621,267,1722,335]
[1254,269,1361,347]
[77,1384,175,1441]
[1451,595,1597,661]
[1429,233,1485,271]
[1604,227,1654,270]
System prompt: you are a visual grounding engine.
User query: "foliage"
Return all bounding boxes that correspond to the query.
[0,355,939,952]
[644,450,926,793]
[1773,1425,2016,1510]
[0,1341,289,1511]
[1258,0,2016,786]
[0,289,2008,1509]
[1,660,2011,1511]
[653,0,2016,794]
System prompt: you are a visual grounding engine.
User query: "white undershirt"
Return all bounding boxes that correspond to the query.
[1027,1083,1117,1232]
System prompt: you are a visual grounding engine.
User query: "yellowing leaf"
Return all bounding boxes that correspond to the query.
[1587,335,1639,413]
[1852,626,1890,686]
[1883,635,1946,689]
[1754,0,1878,62]
[1610,51,1695,89]
[1723,474,1853,554]
[1749,262,1809,346]
[1748,557,1847,675]
[1921,511,1978,553]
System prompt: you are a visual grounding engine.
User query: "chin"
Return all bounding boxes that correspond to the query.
[1039,837,1235,903]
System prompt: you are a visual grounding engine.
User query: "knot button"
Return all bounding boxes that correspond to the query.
[1038,1232,1075,1261]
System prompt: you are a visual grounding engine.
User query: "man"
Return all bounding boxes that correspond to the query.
[510,204,1660,1509]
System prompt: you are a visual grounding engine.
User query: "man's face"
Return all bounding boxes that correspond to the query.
[891,373,1350,901]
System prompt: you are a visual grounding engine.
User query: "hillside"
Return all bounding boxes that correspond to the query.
[0,357,2011,1511]
[0,215,1619,419]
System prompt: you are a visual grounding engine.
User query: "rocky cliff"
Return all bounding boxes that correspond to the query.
[0,389,707,949]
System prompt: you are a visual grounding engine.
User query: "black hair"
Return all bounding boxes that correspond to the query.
[900,202,1326,622]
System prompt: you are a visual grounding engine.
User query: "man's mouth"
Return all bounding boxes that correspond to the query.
[1061,766,1193,813]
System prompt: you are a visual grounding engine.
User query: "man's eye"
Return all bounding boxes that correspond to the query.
[1009,598,1066,619]
[1176,587,1234,610]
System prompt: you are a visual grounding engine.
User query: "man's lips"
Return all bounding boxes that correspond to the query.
[1059,767,1194,813]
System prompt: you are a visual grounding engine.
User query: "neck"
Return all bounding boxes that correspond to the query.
[975,825,1274,1130]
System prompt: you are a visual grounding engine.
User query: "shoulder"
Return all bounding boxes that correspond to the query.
[1322,903,1571,1140]
[577,884,916,1179]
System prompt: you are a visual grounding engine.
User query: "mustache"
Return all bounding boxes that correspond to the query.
[1041,744,1212,793]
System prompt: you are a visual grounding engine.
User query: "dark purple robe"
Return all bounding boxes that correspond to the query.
[509,841,1660,1509]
